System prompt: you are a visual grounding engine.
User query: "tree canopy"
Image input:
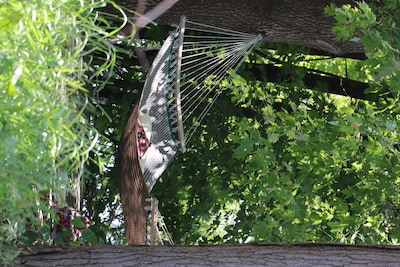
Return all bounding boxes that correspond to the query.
[1,0,400,264]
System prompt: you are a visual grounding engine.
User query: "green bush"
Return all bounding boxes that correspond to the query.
[0,0,128,263]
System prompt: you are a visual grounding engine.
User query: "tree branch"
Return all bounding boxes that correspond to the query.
[246,63,382,100]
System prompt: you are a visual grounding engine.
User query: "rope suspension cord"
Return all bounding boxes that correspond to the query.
[174,16,186,153]
[171,18,262,144]
[138,16,262,192]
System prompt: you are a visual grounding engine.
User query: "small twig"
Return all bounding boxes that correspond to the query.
[135,0,179,29]
[98,130,119,146]
[133,0,150,70]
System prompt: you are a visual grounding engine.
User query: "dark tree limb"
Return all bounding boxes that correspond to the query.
[246,63,381,100]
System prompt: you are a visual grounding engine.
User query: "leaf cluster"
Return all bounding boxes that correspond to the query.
[326,0,400,94]
[0,0,132,263]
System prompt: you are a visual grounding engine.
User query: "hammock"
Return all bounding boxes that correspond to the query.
[138,16,262,192]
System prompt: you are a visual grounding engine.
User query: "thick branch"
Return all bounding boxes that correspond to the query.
[247,63,377,100]
[110,0,369,56]
[18,244,400,266]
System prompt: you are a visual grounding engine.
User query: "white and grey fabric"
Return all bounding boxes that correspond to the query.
[139,16,262,192]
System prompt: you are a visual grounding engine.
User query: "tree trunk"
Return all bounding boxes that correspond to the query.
[18,244,400,266]
[112,0,366,56]
[117,103,150,245]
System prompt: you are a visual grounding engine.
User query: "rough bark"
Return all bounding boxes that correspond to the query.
[117,103,150,245]
[112,0,367,57]
[18,244,400,266]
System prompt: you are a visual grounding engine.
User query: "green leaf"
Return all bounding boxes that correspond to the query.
[54,229,71,244]
[268,132,279,144]
[19,230,40,244]
[295,134,308,142]
[81,228,98,245]
[0,8,23,34]
[248,154,265,170]
[233,138,254,160]
[6,83,17,96]
[385,119,396,131]
[71,217,86,229]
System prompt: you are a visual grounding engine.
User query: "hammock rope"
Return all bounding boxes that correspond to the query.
[138,16,262,192]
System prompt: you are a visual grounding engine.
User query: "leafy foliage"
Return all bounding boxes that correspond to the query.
[2,0,400,263]
[326,0,400,94]
[0,0,130,263]
[226,79,399,244]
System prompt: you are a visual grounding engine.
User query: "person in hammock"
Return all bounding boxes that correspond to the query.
[137,118,150,159]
